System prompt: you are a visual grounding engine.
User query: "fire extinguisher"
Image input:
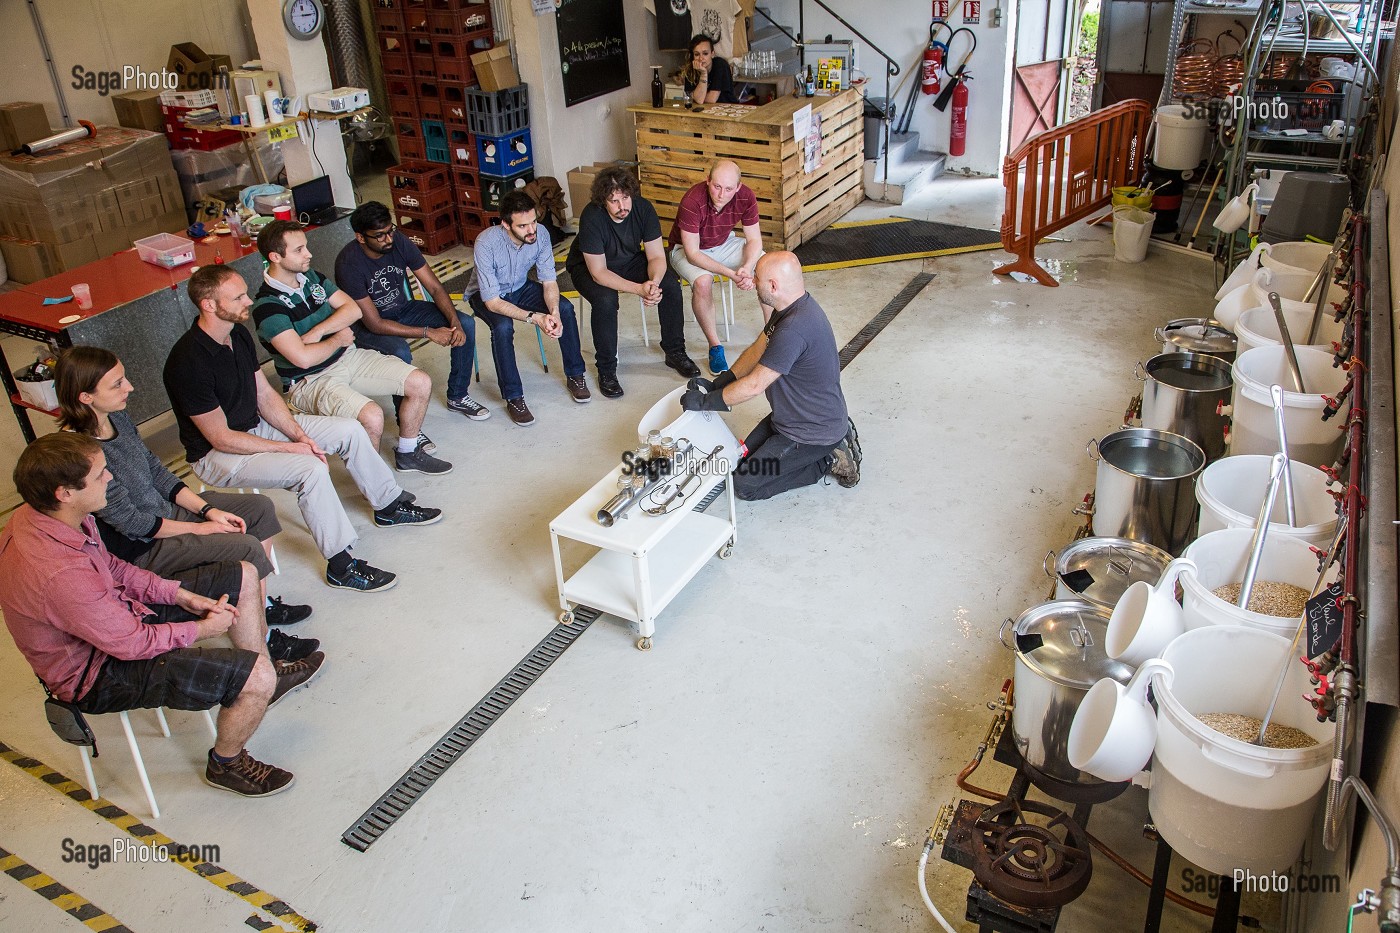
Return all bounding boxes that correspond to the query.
[949,74,971,156]
[922,24,949,96]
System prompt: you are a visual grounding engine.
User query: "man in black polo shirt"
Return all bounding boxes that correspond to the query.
[681,251,861,500]
[565,166,699,399]
[163,266,444,594]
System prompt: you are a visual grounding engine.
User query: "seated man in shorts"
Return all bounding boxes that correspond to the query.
[0,433,324,797]
[252,220,451,475]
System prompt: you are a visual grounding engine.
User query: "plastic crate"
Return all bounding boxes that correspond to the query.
[397,206,459,254]
[387,160,450,195]
[476,128,532,176]
[417,79,442,119]
[378,33,406,55]
[412,50,438,80]
[135,232,196,268]
[397,134,426,162]
[404,5,431,32]
[388,95,419,122]
[479,170,534,212]
[373,7,404,31]
[447,127,476,166]
[438,55,476,88]
[1252,81,1345,133]
[441,85,468,124]
[452,172,484,210]
[465,84,529,136]
[394,116,421,139]
[422,119,449,163]
[458,205,491,243]
[381,50,411,77]
[375,0,402,9]
[394,181,453,214]
[386,74,415,99]
[429,8,491,38]
[451,163,479,189]
[430,0,491,9]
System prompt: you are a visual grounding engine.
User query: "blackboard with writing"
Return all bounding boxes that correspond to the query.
[556,0,631,106]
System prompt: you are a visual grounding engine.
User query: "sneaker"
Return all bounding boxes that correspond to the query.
[267,629,320,663]
[844,418,863,467]
[373,496,444,527]
[664,354,702,378]
[205,749,295,797]
[447,394,491,421]
[566,374,592,403]
[598,373,624,398]
[415,432,437,455]
[828,441,861,489]
[264,596,312,627]
[270,651,325,706]
[708,345,729,376]
[395,443,454,475]
[506,398,536,426]
[325,558,398,592]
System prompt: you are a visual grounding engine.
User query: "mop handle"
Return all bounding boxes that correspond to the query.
[1268,291,1307,394]
[1238,453,1288,610]
[1253,516,1347,745]
[1270,384,1298,527]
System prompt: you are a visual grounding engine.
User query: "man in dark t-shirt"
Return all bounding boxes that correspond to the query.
[680,251,861,500]
[565,167,699,399]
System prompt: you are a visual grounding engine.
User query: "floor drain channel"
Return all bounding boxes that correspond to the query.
[341,607,600,852]
[838,272,935,370]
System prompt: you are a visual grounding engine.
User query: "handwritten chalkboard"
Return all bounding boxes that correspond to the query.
[556,0,631,106]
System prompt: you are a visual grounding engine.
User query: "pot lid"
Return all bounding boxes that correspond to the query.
[1159,318,1237,356]
[1057,537,1172,608]
[1012,601,1133,687]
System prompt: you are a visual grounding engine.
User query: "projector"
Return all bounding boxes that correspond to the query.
[308,88,370,114]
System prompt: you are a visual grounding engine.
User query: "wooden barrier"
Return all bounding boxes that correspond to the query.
[994,99,1152,286]
[628,89,865,250]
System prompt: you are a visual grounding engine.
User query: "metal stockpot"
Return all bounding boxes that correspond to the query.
[1001,600,1134,786]
[1045,536,1173,610]
[1135,351,1233,462]
[1088,428,1205,555]
[1154,318,1236,363]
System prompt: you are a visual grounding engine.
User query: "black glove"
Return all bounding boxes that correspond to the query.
[711,369,737,391]
[681,386,730,412]
[687,376,715,392]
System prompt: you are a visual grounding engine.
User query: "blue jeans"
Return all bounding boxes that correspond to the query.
[468,282,584,401]
[352,299,477,401]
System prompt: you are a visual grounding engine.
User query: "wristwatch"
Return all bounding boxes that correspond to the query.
[524,310,539,324]
[199,503,216,519]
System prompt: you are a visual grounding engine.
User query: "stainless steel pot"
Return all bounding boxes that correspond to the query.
[1135,351,1233,462]
[1001,600,1134,786]
[1045,536,1173,610]
[1155,318,1237,363]
[1089,428,1205,555]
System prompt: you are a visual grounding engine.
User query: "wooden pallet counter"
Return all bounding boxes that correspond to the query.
[627,89,865,250]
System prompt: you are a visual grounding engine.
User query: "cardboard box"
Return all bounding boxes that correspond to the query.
[167,43,233,92]
[470,47,519,93]
[0,236,56,283]
[0,102,51,150]
[112,90,164,132]
[566,161,624,220]
[232,69,281,102]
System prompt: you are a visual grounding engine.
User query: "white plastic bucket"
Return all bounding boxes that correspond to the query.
[1234,304,1343,358]
[1215,240,1344,302]
[1179,527,1336,637]
[1196,455,1338,548]
[1153,105,1207,171]
[1263,241,1333,276]
[1228,346,1349,465]
[1150,626,1335,876]
[637,386,741,467]
[1113,208,1154,263]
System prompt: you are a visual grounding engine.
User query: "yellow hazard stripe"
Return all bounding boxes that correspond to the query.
[0,741,314,933]
[0,844,133,932]
[799,241,1008,271]
[826,217,913,229]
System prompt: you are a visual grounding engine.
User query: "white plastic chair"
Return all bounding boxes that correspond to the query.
[640,275,735,347]
[71,708,218,819]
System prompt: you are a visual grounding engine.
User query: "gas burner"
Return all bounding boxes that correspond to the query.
[970,798,1092,909]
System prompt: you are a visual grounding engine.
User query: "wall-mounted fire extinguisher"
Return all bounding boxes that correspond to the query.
[949,74,971,156]
[922,23,950,96]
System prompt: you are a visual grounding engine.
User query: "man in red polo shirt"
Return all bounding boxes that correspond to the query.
[668,159,767,376]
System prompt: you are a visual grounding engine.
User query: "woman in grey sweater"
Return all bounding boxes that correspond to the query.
[56,346,313,633]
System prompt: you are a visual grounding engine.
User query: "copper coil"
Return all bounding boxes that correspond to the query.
[1213,53,1244,97]
[1174,39,1217,99]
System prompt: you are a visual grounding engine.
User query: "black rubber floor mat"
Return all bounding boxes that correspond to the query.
[793,218,1003,271]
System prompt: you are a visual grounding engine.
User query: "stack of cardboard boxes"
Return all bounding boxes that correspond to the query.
[0,125,185,283]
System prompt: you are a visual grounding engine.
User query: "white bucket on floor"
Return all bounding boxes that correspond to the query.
[1262,241,1333,277]
[1154,105,1208,170]
[637,386,741,467]
[1229,346,1349,464]
[1179,527,1335,637]
[1113,208,1155,263]
[1234,304,1343,357]
[1196,455,1338,548]
[1150,626,1334,876]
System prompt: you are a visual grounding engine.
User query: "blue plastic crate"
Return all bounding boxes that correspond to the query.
[475,128,532,177]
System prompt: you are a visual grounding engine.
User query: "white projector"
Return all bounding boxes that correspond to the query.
[308,88,370,114]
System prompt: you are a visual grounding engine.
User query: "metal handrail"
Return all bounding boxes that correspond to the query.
[752,6,801,50]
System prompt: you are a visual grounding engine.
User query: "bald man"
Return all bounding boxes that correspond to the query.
[681,252,860,500]
[668,160,767,377]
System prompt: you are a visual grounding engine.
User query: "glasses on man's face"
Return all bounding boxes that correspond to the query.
[366,225,396,241]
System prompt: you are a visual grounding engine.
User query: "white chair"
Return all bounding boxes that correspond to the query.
[640,275,736,347]
[69,708,218,819]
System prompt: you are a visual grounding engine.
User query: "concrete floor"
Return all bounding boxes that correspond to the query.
[0,176,1275,932]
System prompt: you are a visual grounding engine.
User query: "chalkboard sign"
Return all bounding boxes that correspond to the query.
[1305,580,1345,659]
[556,0,631,106]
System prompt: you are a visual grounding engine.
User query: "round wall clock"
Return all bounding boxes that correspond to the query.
[283,0,326,40]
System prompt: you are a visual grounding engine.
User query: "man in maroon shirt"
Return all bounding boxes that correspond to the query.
[668,159,767,376]
[0,433,321,797]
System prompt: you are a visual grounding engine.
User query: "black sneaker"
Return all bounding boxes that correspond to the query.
[395,443,454,474]
[828,442,860,488]
[664,354,701,378]
[506,398,536,426]
[374,496,443,527]
[325,558,398,592]
[267,629,320,663]
[447,393,491,420]
[844,418,863,467]
[204,749,295,797]
[598,373,624,398]
[269,651,324,706]
[414,432,436,455]
[265,596,312,627]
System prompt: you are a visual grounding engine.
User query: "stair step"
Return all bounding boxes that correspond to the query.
[864,150,946,205]
[888,131,921,159]
[748,26,797,53]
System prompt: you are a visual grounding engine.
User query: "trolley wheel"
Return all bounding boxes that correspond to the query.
[717,543,734,560]
[558,610,574,625]
[636,636,653,651]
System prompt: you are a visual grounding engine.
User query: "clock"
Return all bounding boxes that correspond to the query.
[283,0,325,40]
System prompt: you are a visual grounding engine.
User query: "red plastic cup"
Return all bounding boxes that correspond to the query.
[273,204,293,221]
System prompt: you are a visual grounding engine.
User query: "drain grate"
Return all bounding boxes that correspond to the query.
[838,272,935,370]
[341,607,599,852]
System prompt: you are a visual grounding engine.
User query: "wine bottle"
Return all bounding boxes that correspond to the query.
[651,66,663,108]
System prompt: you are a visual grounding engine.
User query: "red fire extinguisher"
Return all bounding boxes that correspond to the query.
[950,74,971,156]
[921,43,945,95]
